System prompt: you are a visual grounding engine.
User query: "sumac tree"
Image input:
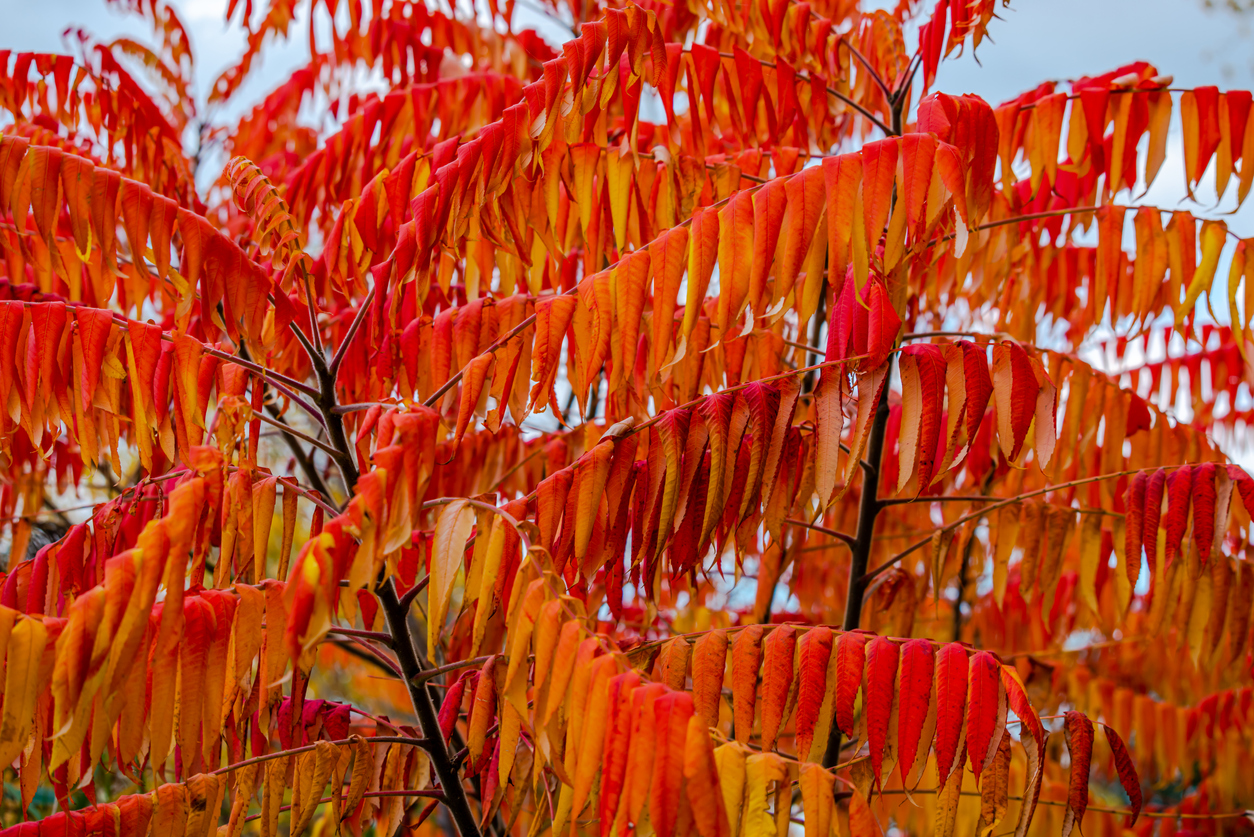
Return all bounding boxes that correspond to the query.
[0,0,1250,835]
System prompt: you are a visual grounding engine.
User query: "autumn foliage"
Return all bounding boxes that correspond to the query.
[0,0,1253,834]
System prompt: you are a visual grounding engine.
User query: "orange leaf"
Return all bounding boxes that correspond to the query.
[649,691,695,837]
[823,152,863,297]
[794,626,833,761]
[692,629,729,729]
[750,177,788,318]
[861,138,899,256]
[759,625,796,751]
[834,630,867,739]
[900,133,937,237]
[716,189,755,338]
[776,166,825,304]
[684,713,730,837]
[731,624,765,742]
[991,341,1038,462]
[650,226,689,373]
[528,295,578,413]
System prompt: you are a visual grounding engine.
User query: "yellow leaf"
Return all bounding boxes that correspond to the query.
[1078,513,1103,615]
[184,772,226,837]
[222,763,260,837]
[342,734,373,824]
[0,616,47,770]
[261,754,290,837]
[1179,220,1227,327]
[934,764,963,837]
[291,741,339,836]
[977,736,1010,837]
[799,763,836,837]
[715,742,747,837]
[471,518,507,656]
[428,499,474,657]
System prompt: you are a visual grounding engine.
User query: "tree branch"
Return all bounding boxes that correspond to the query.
[861,469,1138,583]
[378,580,484,837]
[329,284,376,377]
[784,518,855,549]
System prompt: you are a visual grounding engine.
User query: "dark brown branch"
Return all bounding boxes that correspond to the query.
[379,580,483,837]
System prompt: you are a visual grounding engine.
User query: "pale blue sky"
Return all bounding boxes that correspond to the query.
[7,0,1253,117]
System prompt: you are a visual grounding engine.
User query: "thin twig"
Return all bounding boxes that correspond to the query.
[255,411,344,458]
[329,284,376,377]
[861,469,1138,582]
[784,518,855,548]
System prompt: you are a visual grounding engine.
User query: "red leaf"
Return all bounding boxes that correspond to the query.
[1143,467,1167,569]
[896,638,935,785]
[1124,471,1147,588]
[934,643,968,789]
[75,308,114,413]
[1190,462,1218,564]
[649,692,694,837]
[1102,724,1143,824]
[991,342,1039,462]
[865,280,901,371]
[861,138,899,255]
[958,341,992,443]
[864,636,899,790]
[794,627,833,761]
[599,676,641,835]
[1062,710,1095,837]
[1164,465,1193,566]
[898,343,947,491]
[452,352,494,454]
[834,631,867,738]
[900,134,937,237]
[965,650,1004,785]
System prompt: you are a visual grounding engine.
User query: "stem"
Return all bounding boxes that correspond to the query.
[840,386,891,634]
[784,518,854,549]
[821,369,890,769]
[300,264,326,361]
[821,93,903,771]
[240,789,446,825]
[264,400,336,504]
[861,469,1138,583]
[880,494,994,506]
[198,346,321,400]
[840,37,893,102]
[379,580,483,837]
[294,286,481,835]
[951,528,973,642]
[254,411,343,458]
[329,284,376,377]
[211,736,425,776]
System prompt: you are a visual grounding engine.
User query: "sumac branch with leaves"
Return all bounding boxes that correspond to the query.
[0,0,1251,835]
